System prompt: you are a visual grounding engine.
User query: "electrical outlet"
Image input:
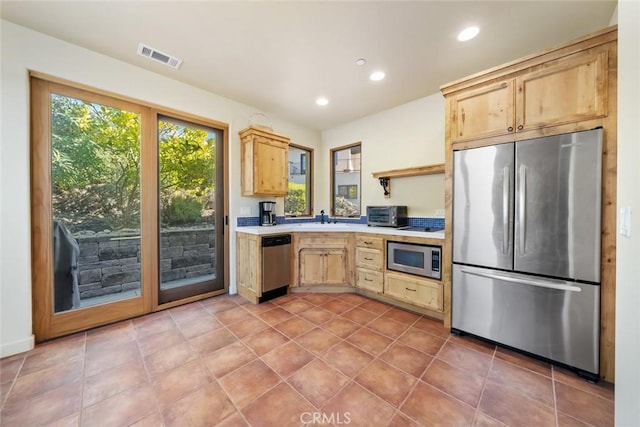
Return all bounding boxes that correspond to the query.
[620,207,631,237]
[240,206,251,216]
[435,209,445,218]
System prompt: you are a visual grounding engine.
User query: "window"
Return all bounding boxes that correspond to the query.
[285,144,313,217]
[331,143,361,217]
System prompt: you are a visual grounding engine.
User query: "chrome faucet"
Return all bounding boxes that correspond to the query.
[320,210,325,224]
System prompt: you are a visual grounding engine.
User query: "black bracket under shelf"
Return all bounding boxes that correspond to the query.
[378,177,390,197]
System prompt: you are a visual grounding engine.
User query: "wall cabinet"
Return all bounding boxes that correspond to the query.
[450,49,609,144]
[293,233,352,288]
[239,126,290,196]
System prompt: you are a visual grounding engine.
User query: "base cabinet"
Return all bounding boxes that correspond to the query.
[384,272,443,312]
[236,232,260,303]
[354,234,384,293]
[299,248,347,286]
[293,233,352,288]
[355,268,383,293]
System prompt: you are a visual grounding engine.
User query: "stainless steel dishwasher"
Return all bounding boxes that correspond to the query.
[260,234,291,302]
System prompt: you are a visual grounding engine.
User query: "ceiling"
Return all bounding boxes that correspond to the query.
[0,1,616,131]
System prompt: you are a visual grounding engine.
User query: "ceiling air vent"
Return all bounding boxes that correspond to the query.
[137,43,182,69]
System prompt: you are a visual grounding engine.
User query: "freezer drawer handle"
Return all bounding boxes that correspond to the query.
[459,268,582,292]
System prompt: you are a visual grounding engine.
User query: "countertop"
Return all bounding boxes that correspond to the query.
[236,223,445,240]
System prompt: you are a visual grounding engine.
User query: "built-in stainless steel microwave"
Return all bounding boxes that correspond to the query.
[366,206,408,227]
[387,241,441,280]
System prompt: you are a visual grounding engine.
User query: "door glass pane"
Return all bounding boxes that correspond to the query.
[286,144,313,216]
[51,93,142,312]
[331,144,361,217]
[158,116,223,303]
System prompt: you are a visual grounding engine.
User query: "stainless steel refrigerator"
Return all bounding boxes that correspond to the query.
[452,128,603,380]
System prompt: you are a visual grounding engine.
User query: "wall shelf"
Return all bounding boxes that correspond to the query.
[372,163,445,198]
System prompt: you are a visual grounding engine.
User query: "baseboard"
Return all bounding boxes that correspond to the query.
[1,334,35,358]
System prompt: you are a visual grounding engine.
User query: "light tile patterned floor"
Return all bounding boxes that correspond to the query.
[0,292,614,426]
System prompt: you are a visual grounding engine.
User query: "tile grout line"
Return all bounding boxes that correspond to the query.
[470,341,498,425]
[551,364,560,427]
[77,332,88,426]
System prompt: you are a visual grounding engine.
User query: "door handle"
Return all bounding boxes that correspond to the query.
[502,166,510,254]
[518,165,526,255]
[460,267,582,292]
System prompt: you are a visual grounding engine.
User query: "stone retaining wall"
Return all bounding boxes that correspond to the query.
[76,227,215,300]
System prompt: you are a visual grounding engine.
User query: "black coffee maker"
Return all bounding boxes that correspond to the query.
[259,201,276,226]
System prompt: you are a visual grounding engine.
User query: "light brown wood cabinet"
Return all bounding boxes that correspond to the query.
[384,272,443,311]
[239,126,290,196]
[449,49,609,145]
[293,233,352,288]
[354,234,384,293]
[299,248,347,286]
[236,232,260,303]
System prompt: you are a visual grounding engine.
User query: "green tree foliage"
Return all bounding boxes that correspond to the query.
[158,119,215,227]
[51,95,215,231]
[285,182,307,215]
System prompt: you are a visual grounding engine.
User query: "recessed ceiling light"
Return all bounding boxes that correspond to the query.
[355,58,366,66]
[457,26,480,42]
[369,71,386,81]
[315,97,329,106]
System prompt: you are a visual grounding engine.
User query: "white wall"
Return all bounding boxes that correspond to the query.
[0,20,320,357]
[321,94,445,218]
[615,1,640,425]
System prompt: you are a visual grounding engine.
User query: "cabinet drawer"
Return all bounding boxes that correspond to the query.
[356,268,383,293]
[355,247,383,270]
[384,273,443,311]
[355,235,384,250]
[296,234,350,249]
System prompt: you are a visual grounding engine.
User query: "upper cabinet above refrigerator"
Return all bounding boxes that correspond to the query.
[448,49,609,145]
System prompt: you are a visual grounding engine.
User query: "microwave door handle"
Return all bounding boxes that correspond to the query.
[502,166,510,254]
[460,267,582,292]
[518,165,526,255]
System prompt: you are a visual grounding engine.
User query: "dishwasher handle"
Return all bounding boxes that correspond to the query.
[262,234,291,247]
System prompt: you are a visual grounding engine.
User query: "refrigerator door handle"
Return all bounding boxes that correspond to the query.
[502,166,510,254]
[459,267,583,292]
[518,165,526,255]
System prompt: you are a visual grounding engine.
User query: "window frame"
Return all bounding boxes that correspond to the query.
[330,142,362,218]
[285,143,314,218]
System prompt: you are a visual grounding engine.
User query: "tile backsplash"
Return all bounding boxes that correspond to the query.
[237,215,444,229]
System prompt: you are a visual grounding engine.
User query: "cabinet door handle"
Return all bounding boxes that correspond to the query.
[517,124,524,131]
[364,257,373,261]
[405,287,417,292]
[507,126,514,132]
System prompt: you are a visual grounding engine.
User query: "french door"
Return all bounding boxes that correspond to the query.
[30,76,228,341]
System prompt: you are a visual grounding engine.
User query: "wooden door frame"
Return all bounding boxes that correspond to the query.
[30,73,229,341]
